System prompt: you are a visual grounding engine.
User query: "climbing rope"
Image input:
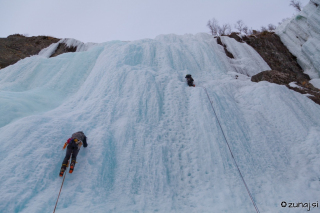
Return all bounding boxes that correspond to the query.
[53,169,67,213]
[53,155,72,213]
[201,86,260,213]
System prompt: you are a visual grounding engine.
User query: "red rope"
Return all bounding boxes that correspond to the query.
[53,154,72,213]
[53,169,67,213]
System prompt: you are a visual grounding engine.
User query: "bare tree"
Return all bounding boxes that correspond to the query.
[290,0,302,11]
[207,18,220,36]
[207,18,232,36]
[243,26,249,35]
[268,24,276,31]
[261,26,268,32]
[235,20,245,34]
[219,24,231,36]
[243,25,253,35]
[252,30,260,35]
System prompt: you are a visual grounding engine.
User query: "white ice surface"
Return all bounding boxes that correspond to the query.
[276,2,320,79]
[289,82,303,89]
[310,78,320,89]
[0,33,320,213]
[38,42,60,58]
[220,36,271,76]
[39,38,97,58]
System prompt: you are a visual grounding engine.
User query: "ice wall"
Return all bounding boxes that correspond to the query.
[0,33,320,213]
[277,1,320,81]
[220,36,271,76]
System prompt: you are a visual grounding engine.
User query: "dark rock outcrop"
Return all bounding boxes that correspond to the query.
[50,43,77,58]
[251,70,310,85]
[0,34,79,69]
[228,32,243,43]
[252,70,320,104]
[232,32,305,76]
[0,34,60,69]
[252,70,295,85]
[288,84,320,105]
[216,37,234,59]
[229,31,320,105]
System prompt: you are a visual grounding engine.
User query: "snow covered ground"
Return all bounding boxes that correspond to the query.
[0,31,320,213]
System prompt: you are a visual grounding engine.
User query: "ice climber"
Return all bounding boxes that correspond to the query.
[185,74,195,87]
[59,131,88,176]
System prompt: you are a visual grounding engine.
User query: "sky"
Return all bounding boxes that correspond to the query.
[0,0,310,43]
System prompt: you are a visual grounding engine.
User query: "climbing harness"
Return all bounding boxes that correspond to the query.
[201,86,260,213]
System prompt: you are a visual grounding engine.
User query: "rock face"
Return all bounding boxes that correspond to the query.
[251,70,320,104]
[226,32,320,105]
[216,37,234,59]
[0,34,81,69]
[0,34,60,69]
[251,69,310,85]
[49,43,77,58]
[252,70,298,84]
[235,32,305,77]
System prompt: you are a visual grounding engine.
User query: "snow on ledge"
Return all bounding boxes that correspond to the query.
[289,82,303,89]
[38,38,97,58]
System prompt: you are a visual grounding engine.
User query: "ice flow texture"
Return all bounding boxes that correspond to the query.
[0,32,320,213]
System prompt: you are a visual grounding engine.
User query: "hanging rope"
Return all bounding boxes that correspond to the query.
[201,86,260,213]
[53,169,67,213]
[53,154,72,213]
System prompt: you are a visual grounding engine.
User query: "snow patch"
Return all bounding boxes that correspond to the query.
[310,78,320,89]
[60,38,97,52]
[289,82,303,89]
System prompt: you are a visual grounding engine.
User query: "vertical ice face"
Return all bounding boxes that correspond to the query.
[0,32,320,213]
[276,1,320,79]
[220,36,271,76]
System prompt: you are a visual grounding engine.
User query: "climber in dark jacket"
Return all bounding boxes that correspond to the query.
[185,74,195,87]
[59,131,88,176]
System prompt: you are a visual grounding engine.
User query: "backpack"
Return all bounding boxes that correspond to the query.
[68,138,80,150]
[69,131,87,149]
